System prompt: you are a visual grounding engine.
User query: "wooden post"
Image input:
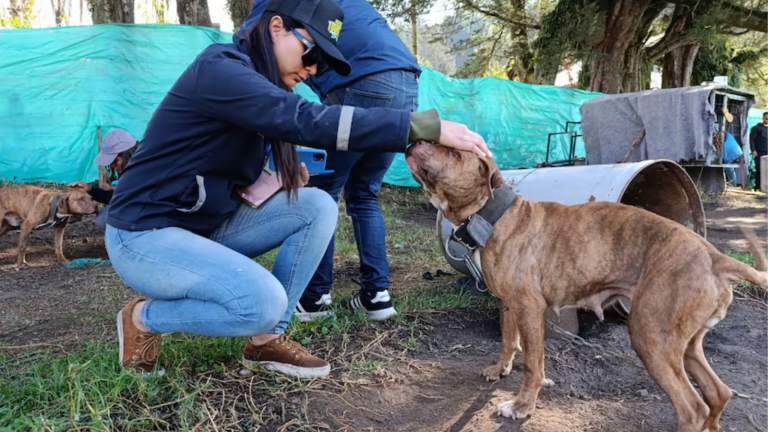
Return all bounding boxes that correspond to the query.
[621,128,646,163]
[97,126,108,189]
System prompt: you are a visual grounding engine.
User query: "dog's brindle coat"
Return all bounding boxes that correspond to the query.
[405,141,768,432]
[0,185,99,266]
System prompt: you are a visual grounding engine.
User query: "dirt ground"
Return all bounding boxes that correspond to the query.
[1,189,766,431]
[704,189,768,252]
[313,300,767,432]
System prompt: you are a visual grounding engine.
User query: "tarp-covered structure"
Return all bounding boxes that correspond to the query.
[580,85,756,166]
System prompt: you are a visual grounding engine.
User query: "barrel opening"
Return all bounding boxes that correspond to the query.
[618,161,707,238]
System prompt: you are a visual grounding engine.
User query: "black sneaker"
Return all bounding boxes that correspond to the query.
[345,290,397,321]
[294,293,335,322]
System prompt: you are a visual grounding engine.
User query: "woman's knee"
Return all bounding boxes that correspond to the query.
[296,187,339,231]
[230,275,287,335]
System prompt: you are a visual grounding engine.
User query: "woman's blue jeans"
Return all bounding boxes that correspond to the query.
[104,188,338,337]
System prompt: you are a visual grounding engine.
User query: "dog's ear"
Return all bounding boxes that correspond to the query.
[479,158,504,199]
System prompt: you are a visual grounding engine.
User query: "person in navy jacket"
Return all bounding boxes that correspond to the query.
[106,0,489,378]
[240,0,422,323]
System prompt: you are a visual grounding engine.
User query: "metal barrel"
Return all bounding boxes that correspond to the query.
[437,159,706,316]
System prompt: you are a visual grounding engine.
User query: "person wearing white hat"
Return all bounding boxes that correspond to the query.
[68,128,139,228]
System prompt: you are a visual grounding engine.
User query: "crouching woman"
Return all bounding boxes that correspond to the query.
[105,0,489,378]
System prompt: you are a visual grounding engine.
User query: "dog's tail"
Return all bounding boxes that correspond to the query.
[718,228,768,289]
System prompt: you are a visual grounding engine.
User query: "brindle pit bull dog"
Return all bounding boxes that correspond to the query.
[404,140,768,432]
[0,185,99,266]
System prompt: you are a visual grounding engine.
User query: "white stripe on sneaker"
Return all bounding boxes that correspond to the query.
[351,296,364,312]
[370,290,391,303]
[294,310,335,322]
[367,307,397,321]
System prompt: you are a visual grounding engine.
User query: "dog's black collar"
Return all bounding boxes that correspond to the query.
[36,193,70,229]
[451,185,517,251]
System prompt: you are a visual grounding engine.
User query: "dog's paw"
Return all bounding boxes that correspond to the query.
[542,378,554,386]
[702,416,720,432]
[480,364,503,381]
[496,399,534,420]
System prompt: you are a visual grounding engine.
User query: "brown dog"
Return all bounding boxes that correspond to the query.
[0,185,99,266]
[405,141,768,432]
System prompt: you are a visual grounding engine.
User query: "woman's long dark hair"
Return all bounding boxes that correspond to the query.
[246,12,304,198]
[107,143,139,180]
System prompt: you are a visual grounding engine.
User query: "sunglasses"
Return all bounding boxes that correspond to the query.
[291,28,329,76]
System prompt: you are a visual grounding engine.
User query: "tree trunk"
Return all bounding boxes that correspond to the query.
[91,0,134,23]
[622,46,642,93]
[50,0,65,25]
[505,0,535,83]
[587,0,652,94]
[621,2,664,93]
[661,43,700,88]
[649,3,701,88]
[410,2,418,57]
[177,0,211,26]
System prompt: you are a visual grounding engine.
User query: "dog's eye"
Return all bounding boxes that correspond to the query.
[449,149,462,159]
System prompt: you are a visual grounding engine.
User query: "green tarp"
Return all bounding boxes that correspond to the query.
[378,69,601,186]
[1,24,232,184]
[748,107,765,131]
[0,23,601,187]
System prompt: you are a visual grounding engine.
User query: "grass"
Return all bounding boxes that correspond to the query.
[0,186,495,431]
[724,250,768,304]
[724,250,768,268]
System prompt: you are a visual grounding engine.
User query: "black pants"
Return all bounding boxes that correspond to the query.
[756,153,766,191]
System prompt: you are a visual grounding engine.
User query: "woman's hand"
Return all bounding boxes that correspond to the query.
[67,181,92,193]
[299,163,310,187]
[439,120,492,158]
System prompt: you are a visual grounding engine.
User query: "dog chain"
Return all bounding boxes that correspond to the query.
[545,320,645,368]
[545,320,768,406]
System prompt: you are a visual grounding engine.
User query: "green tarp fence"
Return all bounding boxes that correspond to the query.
[0,23,601,187]
[748,108,766,132]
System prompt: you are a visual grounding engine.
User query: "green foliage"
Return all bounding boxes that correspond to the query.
[693,33,768,106]
[483,62,510,80]
[371,0,434,21]
[440,0,547,81]
[137,0,169,24]
[0,0,37,28]
[153,0,167,24]
[453,23,511,78]
[531,0,605,84]
[456,0,766,90]
[730,32,768,108]
[227,0,250,32]
[692,38,740,87]
[394,21,458,76]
